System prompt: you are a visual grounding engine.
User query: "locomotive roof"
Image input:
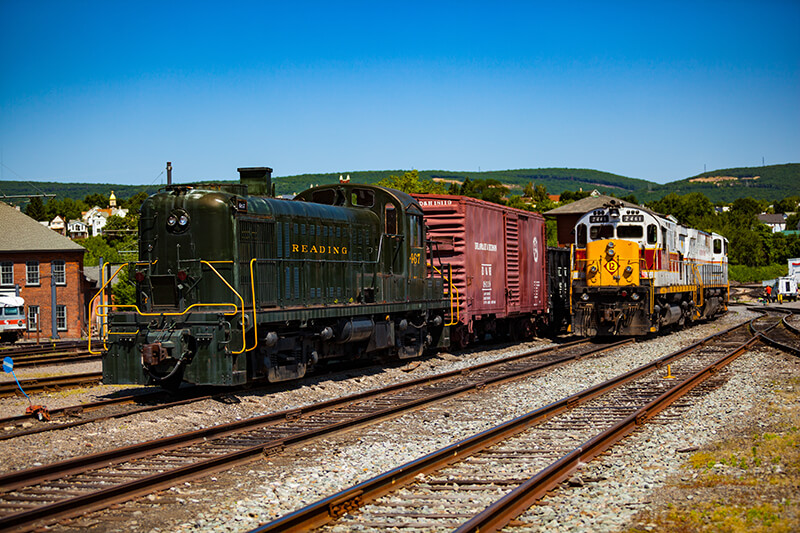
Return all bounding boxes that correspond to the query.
[295,183,424,215]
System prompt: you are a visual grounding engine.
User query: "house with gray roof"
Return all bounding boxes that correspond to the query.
[544,194,641,247]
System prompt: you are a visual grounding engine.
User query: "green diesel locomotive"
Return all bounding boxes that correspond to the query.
[97,168,450,388]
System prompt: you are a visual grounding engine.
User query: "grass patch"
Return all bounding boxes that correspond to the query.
[627,376,800,532]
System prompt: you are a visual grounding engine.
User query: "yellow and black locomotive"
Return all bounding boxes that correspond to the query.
[571,200,728,336]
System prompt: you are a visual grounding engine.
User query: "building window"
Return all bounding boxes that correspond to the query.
[27,305,39,332]
[0,262,12,286]
[26,261,39,285]
[52,260,66,285]
[56,305,67,331]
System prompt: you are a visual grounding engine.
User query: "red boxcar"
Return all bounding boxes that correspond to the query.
[414,194,547,347]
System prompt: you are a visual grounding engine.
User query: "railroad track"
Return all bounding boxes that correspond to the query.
[253,316,785,532]
[753,311,800,356]
[0,340,90,357]
[0,338,632,531]
[0,387,210,441]
[7,350,100,369]
[0,372,103,398]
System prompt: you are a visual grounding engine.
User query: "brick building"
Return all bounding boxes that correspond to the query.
[0,201,91,339]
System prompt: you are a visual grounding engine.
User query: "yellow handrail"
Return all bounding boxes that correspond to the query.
[88,264,127,355]
[247,258,260,352]
[88,261,247,355]
[200,260,247,354]
[430,261,459,326]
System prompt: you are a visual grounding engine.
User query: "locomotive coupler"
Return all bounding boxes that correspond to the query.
[142,342,169,366]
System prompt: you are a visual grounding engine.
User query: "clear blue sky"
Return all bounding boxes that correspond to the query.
[1,1,798,186]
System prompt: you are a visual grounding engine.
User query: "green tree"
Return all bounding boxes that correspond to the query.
[786,212,800,232]
[730,197,765,218]
[559,189,591,203]
[84,193,109,208]
[377,170,447,194]
[522,182,535,198]
[123,191,148,214]
[773,195,800,214]
[25,197,47,221]
[460,178,508,205]
[532,184,549,203]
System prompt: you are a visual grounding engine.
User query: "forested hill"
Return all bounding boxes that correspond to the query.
[272,168,652,197]
[635,163,800,203]
[0,181,159,202]
[1,163,797,204]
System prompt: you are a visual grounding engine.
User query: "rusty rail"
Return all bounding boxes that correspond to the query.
[0,372,102,398]
[0,338,631,531]
[252,321,759,532]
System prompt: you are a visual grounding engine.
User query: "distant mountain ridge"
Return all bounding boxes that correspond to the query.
[634,163,800,203]
[1,163,797,205]
[271,168,652,197]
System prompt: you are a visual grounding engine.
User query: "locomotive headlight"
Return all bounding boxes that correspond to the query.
[178,214,189,226]
[607,249,615,258]
[631,292,641,301]
[167,214,178,227]
[624,265,633,276]
[588,265,598,276]
[580,292,590,301]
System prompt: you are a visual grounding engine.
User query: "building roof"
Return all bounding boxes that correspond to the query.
[543,194,639,216]
[0,201,86,253]
[757,213,786,225]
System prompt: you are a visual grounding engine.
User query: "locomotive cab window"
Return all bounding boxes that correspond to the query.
[713,238,722,254]
[589,225,614,240]
[617,225,643,238]
[576,224,587,247]
[647,224,657,244]
[311,189,345,206]
[409,214,423,247]
[351,188,374,207]
[385,204,397,235]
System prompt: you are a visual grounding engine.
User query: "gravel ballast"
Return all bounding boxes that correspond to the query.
[26,305,794,532]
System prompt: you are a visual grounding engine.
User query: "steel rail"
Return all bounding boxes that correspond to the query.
[0,338,599,491]
[0,340,90,357]
[10,351,100,368]
[0,372,102,398]
[456,331,760,532]
[0,340,586,439]
[0,339,603,441]
[754,313,800,357]
[250,321,755,533]
[0,338,630,531]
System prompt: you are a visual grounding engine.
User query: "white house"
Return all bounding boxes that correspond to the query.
[67,219,89,239]
[48,215,66,235]
[757,213,787,233]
